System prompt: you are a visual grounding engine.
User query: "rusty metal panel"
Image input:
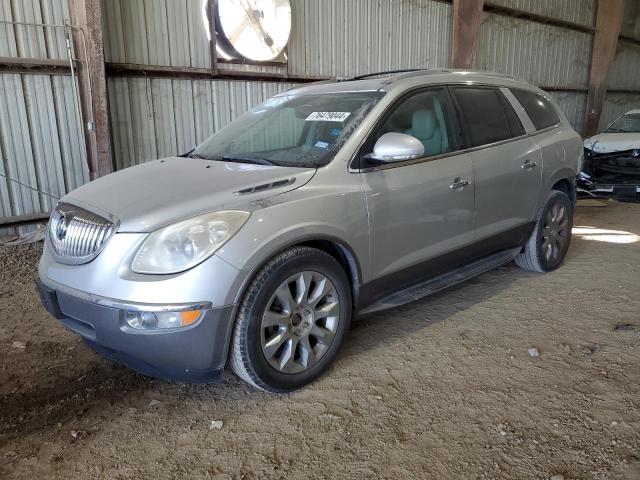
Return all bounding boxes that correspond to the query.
[107,78,296,169]
[599,93,640,132]
[476,13,592,89]
[547,91,587,134]
[606,40,640,91]
[287,0,451,78]
[486,0,596,28]
[104,0,210,67]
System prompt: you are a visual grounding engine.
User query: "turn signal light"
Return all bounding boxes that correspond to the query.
[178,310,201,326]
[124,309,203,330]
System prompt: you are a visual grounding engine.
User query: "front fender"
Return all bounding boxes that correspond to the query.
[215,184,370,297]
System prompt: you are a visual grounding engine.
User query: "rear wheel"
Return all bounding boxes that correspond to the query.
[515,190,573,272]
[230,247,351,392]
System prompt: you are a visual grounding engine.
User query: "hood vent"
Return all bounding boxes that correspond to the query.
[235,177,296,195]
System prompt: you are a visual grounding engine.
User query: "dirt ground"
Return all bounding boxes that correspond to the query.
[0,200,639,480]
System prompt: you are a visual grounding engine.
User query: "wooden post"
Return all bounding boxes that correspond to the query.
[207,0,218,74]
[451,0,485,69]
[68,0,112,179]
[583,0,625,137]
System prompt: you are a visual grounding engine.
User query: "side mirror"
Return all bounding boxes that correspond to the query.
[365,132,425,163]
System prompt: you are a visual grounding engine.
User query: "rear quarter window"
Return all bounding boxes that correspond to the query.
[510,89,560,130]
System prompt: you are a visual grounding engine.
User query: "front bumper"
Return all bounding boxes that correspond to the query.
[36,278,236,383]
[577,172,640,201]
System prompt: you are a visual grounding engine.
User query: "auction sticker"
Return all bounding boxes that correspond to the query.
[305,111,351,122]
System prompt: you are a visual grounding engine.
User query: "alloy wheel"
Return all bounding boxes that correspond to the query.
[260,271,340,374]
[541,201,570,262]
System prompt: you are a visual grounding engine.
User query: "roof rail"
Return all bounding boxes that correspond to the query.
[340,69,429,82]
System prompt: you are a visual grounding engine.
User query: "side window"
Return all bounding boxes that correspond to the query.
[510,89,560,130]
[362,88,458,161]
[452,87,513,147]
[498,92,526,137]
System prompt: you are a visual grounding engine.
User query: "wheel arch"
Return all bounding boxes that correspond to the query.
[231,234,364,310]
[551,177,576,204]
[537,167,577,217]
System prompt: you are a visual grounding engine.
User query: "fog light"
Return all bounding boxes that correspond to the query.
[124,309,202,330]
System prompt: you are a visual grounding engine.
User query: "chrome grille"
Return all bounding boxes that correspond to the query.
[48,203,117,264]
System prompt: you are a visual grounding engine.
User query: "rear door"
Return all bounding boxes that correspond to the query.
[451,86,542,255]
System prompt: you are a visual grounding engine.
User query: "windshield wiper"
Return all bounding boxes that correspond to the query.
[216,155,275,166]
[187,152,275,165]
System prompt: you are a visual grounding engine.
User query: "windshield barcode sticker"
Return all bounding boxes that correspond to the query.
[305,112,351,122]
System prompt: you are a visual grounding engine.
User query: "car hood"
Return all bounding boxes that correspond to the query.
[584,133,640,153]
[63,157,316,232]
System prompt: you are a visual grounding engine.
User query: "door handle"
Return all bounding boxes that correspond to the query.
[450,177,471,190]
[522,159,537,170]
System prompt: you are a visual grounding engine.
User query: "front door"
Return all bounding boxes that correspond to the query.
[357,87,476,300]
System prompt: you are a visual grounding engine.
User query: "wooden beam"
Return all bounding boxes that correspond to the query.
[0,212,50,227]
[68,0,112,180]
[206,0,218,74]
[583,0,625,137]
[451,0,485,69]
[483,2,595,34]
[0,56,73,75]
[105,63,327,84]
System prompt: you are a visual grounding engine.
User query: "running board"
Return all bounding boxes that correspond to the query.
[359,247,521,315]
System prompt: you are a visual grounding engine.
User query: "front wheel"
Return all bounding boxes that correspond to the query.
[230,247,352,392]
[515,190,574,273]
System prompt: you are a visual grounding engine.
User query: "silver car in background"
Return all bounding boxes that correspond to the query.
[37,70,582,392]
[580,109,640,200]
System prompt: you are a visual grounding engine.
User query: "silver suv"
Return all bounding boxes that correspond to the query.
[37,70,582,392]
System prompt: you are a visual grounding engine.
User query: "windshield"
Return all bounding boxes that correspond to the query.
[605,113,640,133]
[190,91,384,168]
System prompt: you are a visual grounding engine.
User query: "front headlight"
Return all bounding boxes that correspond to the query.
[132,210,250,274]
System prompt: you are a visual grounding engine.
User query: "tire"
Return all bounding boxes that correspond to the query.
[515,190,573,273]
[230,246,352,393]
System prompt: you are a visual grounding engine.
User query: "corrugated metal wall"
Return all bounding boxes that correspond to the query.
[621,0,640,42]
[600,40,640,130]
[607,41,640,92]
[0,0,88,234]
[287,0,451,78]
[475,12,592,131]
[107,78,296,169]
[5,0,640,234]
[0,0,70,60]
[548,91,587,135]
[476,14,592,88]
[104,0,209,67]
